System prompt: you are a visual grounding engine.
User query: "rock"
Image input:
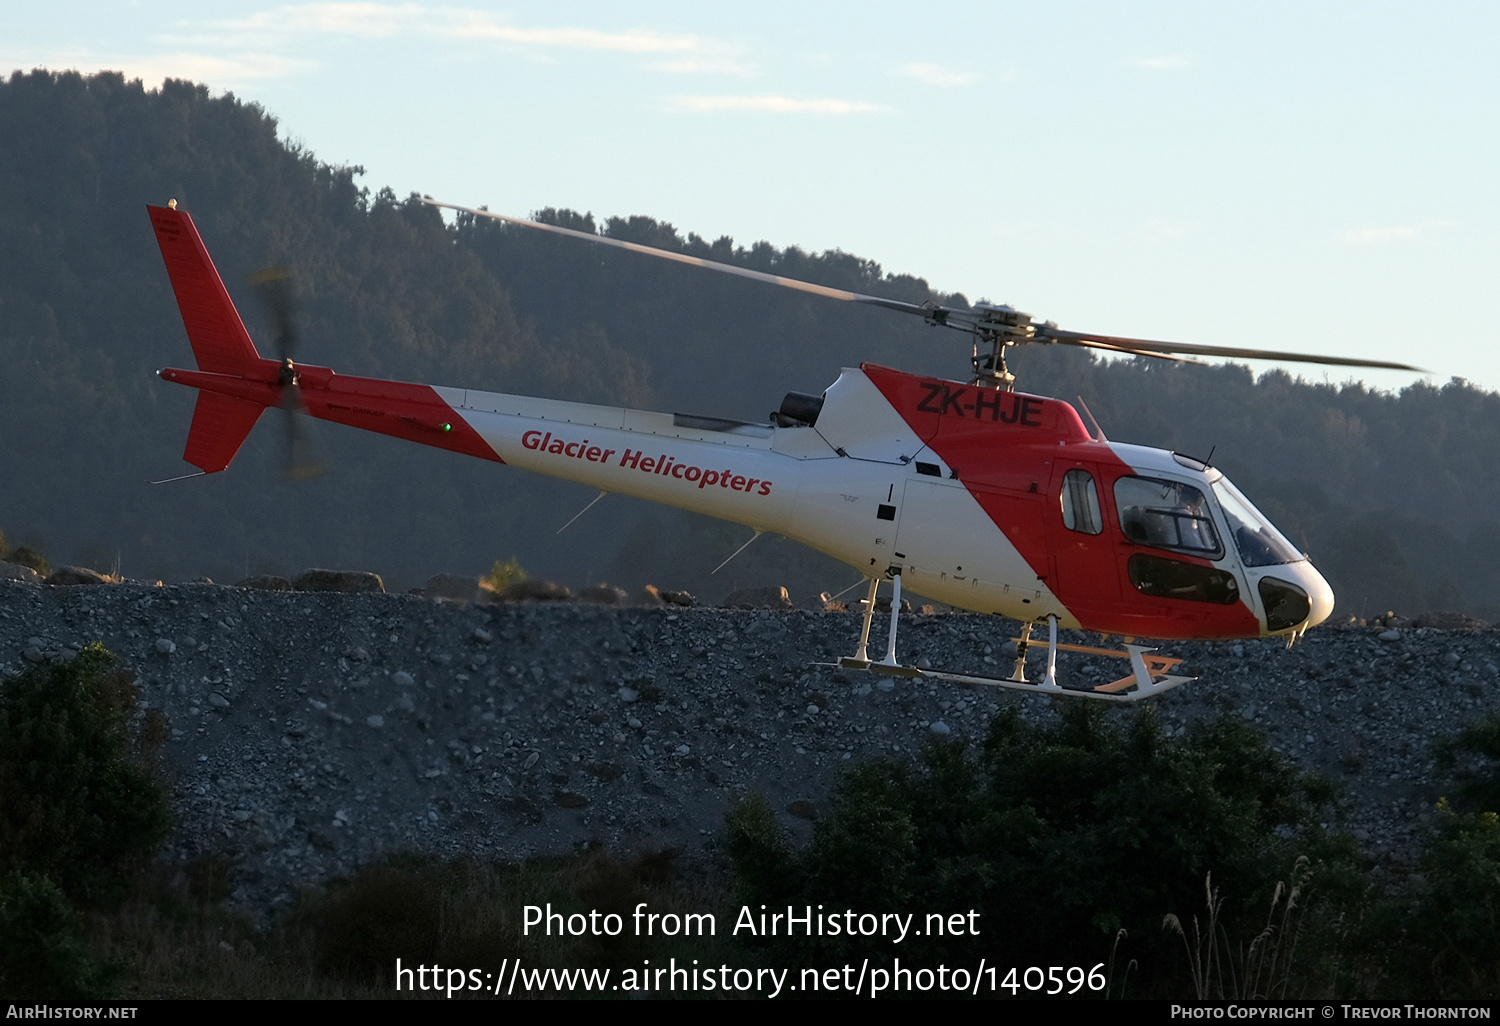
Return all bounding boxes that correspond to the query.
[392,670,415,688]
[618,687,640,703]
[208,692,230,709]
[584,762,623,782]
[235,575,292,591]
[1378,630,1401,641]
[0,560,42,584]
[366,715,385,729]
[1413,611,1489,630]
[659,589,696,607]
[45,566,109,586]
[929,720,952,735]
[292,569,385,593]
[494,579,573,602]
[471,628,493,645]
[722,586,794,610]
[580,584,629,605]
[423,573,481,604]
[155,637,177,655]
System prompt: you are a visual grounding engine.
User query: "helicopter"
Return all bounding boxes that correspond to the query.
[146,199,1421,702]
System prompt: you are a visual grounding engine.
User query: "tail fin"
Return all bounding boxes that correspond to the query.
[150,203,267,473]
[148,204,260,374]
[182,392,267,474]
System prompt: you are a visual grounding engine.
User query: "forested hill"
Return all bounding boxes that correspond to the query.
[1,68,1495,618]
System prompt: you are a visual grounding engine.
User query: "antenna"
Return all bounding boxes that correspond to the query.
[1076,396,1107,442]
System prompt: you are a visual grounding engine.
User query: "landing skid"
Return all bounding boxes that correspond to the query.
[827,573,1194,703]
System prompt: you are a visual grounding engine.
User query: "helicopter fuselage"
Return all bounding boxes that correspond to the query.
[150,203,1333,643]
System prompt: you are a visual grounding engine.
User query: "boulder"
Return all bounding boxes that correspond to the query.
[493,579,573,602]
[291,569,386,593]
[0,560,42,584]
[723,586,794,610]
[814,590,849,612]
[45,565,109,586]
[579,584,629,605]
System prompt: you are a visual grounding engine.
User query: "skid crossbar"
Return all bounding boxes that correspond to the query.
[832,573,1194,702]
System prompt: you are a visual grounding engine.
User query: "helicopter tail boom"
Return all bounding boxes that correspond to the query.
[150,203,502,474]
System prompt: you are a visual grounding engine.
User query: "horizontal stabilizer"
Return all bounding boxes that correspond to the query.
[148,205,260,374]
[184,391,265,473]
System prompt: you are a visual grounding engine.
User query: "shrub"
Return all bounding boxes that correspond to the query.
[0,871,111,998]
[481,557,527,594]
[1404,806,1500,998]
[1434,716,1500,815]
[0,644,170,902]
[725,703,1349,993]
[6,545,51,576]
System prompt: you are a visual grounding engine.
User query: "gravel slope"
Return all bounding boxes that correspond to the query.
[3,579,1495,912]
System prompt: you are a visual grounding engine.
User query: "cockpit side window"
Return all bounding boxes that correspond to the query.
[1060,469,1102,535]
[1114,476,1223,559]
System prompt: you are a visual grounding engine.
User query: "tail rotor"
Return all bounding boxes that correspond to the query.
[251,267,326,479]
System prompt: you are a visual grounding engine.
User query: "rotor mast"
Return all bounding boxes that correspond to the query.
[963,303,1038,391]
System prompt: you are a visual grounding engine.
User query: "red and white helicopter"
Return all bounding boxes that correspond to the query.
[147,200,1420,702]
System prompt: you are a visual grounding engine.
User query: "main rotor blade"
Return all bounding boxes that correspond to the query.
[425,198,1428,376]
[1060,337,1203,364]
[423,198,952,323]
[1039,326,1426,372]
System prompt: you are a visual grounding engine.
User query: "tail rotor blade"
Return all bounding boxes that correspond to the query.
[280,382,326,480]
[251,266,299,364]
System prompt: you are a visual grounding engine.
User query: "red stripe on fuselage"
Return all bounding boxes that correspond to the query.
[862,363,1260,639]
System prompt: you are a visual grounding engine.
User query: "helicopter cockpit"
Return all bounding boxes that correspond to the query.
[1102,449,1330,636]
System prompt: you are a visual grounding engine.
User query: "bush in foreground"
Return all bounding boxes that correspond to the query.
[727,703,1355,996]
[0,644,170,903]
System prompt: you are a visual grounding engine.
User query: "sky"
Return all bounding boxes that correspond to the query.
[3,1,1497,393]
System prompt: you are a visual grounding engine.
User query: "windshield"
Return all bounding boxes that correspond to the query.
[1210,477,1306,567]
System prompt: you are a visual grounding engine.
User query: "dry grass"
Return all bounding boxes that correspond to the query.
[1163,856,1312,1000]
